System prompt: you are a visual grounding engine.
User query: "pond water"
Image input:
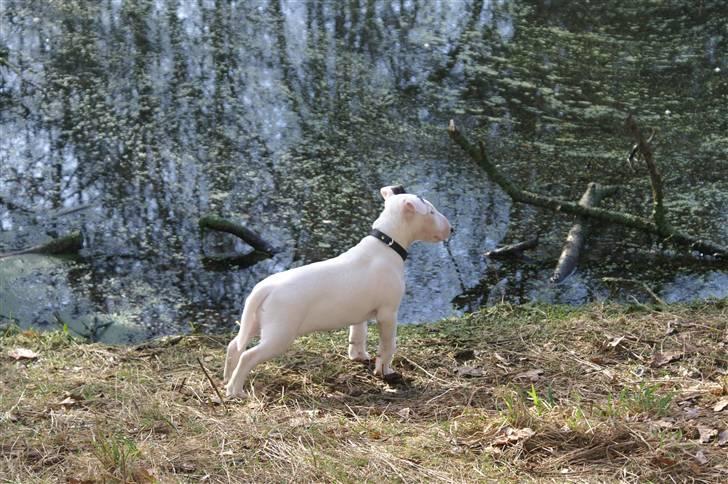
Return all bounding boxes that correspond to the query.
[1,0,726,343]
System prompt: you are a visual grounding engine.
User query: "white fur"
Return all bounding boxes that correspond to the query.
[223,186,452,397]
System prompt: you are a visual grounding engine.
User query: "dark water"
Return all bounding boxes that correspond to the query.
[1,0,726,343]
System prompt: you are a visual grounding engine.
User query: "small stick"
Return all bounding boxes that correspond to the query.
[602,277,666,305]
[197,357,227,411]
[485,236,539,259]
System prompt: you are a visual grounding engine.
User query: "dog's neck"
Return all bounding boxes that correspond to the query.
[371,215,417,250]
[369,228,408,261]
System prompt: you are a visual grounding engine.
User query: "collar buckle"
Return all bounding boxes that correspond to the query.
[370,229,408,261]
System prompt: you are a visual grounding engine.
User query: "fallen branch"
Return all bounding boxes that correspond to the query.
[447,119,727,258]
[0,231,82,259]
[485,237,539,259]
[551,183,618,283]
[625,115,668,233]
[196,356,227,411]
[199,215,276,255]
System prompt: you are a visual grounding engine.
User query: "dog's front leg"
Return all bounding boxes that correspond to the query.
[374,312,397,377]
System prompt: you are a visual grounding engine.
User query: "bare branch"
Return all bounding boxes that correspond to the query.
[447,119,727,258]
[625,115,669,234]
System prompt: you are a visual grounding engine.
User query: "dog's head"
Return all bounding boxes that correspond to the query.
[379,185,452,242]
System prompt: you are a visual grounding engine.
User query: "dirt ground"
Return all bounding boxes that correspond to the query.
[2,301,727,482]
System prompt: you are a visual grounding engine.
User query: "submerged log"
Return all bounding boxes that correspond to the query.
[201,251,273,271]
[447,119,727,258]
[485,237,539,259]
[551,183,618,283]
[0,231,82,259]
[199,215,276,255]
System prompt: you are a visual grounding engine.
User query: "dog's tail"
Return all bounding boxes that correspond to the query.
[234,283,272,351]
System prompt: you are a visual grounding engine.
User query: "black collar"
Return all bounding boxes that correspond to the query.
[370,229,408,261]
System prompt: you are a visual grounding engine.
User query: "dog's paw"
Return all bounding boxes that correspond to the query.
[348,351,372,362]
[224,385,246,400]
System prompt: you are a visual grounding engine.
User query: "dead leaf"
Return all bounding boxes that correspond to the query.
[132,466,156,483]
[652,418,675,429]
[718,430,728,447]
[714,397,728,412]
[607,335,625,348]
[650,351,682,368]
[684,407,701,419]
[710,385,725,396]
[177,462,196,473]
[514,369,543,382]
[59,396,78,407]
[397,407,411,419]
[494,352,510,366]
[698,426,718,444]
[56,391,84,409]
[652,454,677,468]
[8,348,39,360]
[455,366,485,378]
[694,450,708,465]
[492,427,535,447]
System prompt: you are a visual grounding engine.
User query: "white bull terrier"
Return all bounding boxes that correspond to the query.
[223,185,453,398]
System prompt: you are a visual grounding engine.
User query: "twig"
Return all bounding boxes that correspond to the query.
[602,277,666,305]
[400,355,453,385]
[197,357,227,411]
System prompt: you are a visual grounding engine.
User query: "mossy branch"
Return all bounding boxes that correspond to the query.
[447,119,727,258]
[199,215,276,255]
[0,231,82,259]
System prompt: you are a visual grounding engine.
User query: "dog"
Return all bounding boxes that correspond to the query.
[223,185,453,397]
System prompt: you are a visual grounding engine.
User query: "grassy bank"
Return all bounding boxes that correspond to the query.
[2,301,727,483]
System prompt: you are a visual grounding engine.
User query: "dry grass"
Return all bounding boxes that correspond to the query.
[1,300,727,483]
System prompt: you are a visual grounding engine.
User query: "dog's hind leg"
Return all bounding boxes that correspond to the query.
[374,309,398,377]
[223,286,270,384]
[223,319,257,385]
[225,325,294,398]
[348,321,371,361]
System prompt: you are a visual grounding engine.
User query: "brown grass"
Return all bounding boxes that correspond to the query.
[1,301,727,483]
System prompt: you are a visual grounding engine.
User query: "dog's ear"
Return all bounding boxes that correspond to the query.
[403,195,429,215]
[380,185,406,200]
